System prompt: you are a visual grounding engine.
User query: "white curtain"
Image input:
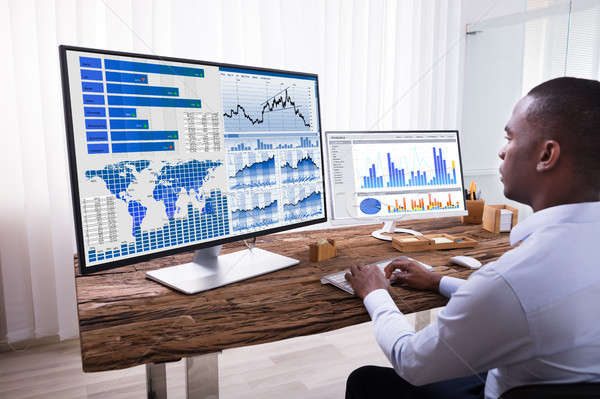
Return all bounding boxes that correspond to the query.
[0,0,462,343]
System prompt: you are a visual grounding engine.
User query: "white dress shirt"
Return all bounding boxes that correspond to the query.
[363,201,600,398]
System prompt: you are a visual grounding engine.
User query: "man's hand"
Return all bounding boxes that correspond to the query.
[345,263,390,299]
[384,258,442,292]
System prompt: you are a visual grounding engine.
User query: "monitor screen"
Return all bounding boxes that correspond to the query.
[60,46,326,273]
[325,130,466,221]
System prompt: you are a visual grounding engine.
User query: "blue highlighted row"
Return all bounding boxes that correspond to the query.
[87,143,109,154]
[109,108,136,117]
[86,131,108,141]
[85,119,149,130]
[79,57,101,68]
[112,141,174,153]
[81,69,102,81]
[106,83,179,96]
[104,59,204,77]
[85,119,107,129]
[84,107,105,117]
[82,82,103,93]
[87,142,175,154]
[107,95,201,108]
[111,131,178,141]
[110,119,148,129]
[105,71,148,84]
[83,94,104,105]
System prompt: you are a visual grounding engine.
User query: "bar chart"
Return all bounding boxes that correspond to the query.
[78,55,205,155]
[355,144,462,191]
[226,134,320,152]
[356,190,463,217]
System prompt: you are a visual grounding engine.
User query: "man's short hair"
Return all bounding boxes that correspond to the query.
[526,77,600,187]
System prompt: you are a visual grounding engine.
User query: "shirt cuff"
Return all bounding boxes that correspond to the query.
[439,276,465,298]
[363,289,397,318]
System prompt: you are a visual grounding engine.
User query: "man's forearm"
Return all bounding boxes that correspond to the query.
[438,276,466,298]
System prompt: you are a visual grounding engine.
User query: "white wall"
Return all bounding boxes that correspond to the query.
[458,0,533,221]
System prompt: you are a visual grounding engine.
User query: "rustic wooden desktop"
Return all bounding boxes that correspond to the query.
[74,218,512,398]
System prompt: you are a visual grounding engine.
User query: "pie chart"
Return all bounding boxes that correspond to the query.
[359,198,381,215]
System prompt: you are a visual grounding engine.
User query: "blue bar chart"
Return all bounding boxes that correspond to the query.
[105,71,148,84]
[77,54,205,155]
[359,147,459,189]
[109,108,137,117]
[111,131,178,141]
[226,134,320,152]
[104,59,205,77]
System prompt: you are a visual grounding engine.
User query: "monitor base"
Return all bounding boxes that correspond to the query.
[371,221,423,241]
[145,245,299,294]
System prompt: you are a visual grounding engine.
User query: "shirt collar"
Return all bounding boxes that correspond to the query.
[510,201,600,246]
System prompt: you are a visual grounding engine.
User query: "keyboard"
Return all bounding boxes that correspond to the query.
[320,256,433,295]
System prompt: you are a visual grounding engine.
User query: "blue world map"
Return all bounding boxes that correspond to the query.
[85,159,222,236]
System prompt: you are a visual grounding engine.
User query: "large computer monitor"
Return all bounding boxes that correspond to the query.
[59,46,326,293]
[325,130,467,240]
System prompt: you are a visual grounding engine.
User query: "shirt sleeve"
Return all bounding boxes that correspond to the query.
[439,276,465,298]
[364,267,534,386]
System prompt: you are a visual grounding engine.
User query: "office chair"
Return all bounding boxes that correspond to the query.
[501,382,600,398]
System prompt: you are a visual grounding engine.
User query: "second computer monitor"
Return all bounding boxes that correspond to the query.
[325,130,467,222]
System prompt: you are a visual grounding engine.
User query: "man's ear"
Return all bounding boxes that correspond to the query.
[536,140,560,172]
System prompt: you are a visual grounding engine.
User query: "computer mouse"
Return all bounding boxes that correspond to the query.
[449,255,482,269]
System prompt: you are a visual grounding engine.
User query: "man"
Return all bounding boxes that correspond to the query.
[345,77,600,399]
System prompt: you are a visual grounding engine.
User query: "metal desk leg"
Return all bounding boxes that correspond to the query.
[146,363,167,399]
[185,352,219,399]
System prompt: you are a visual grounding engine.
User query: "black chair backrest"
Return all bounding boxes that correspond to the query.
[501,382,600,398]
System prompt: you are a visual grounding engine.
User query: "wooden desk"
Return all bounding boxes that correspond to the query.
[75,217,510,370]
[74,218,511,396]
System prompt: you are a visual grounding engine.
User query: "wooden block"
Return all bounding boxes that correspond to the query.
[392,235,434,252]
[423,233,479,250]
[425,233,459,250]
[452,235,479,249]
[309,239,337,262]
[461,200,485,224]
[482,204,519,233]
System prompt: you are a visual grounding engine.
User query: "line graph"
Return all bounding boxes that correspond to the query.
[221,70,316,132]
[282,184,324,222]
[229,190,279,232]
[280,149,321,184]
[223,88,310,127]
[228,152,276,190]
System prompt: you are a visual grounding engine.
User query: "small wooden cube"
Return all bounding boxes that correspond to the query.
[391,235,434,252]
[482,204,519,233]
[309,239,337,262]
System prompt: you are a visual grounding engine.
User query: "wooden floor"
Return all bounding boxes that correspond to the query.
[0,309,440,398]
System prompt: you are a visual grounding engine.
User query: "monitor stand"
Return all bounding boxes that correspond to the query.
[371,220,423,242]
[145,245,299,294]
